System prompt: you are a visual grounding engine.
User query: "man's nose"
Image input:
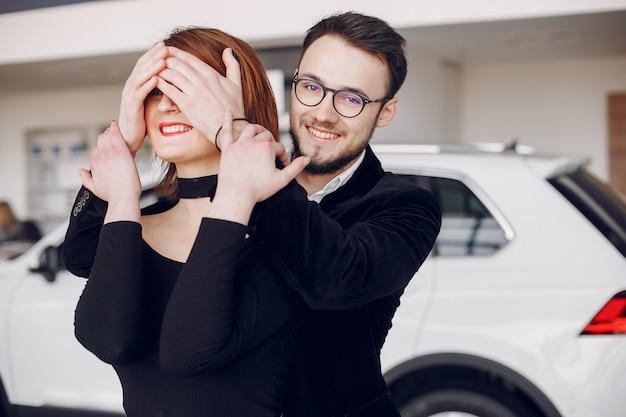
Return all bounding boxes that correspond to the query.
[311,92,339,122]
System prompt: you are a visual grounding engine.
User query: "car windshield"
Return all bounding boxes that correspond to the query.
[549,169,626,257]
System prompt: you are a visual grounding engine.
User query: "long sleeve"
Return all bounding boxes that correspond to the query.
[64,186,174,278]
[74,221,146,364]
[251,153,441,310]
[64,187,108,278]
[159,218,297,377]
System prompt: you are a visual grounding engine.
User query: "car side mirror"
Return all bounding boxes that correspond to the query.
[29,245,64,283]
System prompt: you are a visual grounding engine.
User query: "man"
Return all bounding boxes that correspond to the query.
[65,12,441,417]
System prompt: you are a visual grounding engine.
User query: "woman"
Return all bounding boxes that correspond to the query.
[0,201,41,243]
[73,27,307,417]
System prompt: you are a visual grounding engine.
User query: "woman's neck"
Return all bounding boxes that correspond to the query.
[177,175,217,199]
[173,195,212,218]
[175,157,219,179]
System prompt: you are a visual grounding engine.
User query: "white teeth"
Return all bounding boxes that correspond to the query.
[161,125,191,134]
[308,127,338,140]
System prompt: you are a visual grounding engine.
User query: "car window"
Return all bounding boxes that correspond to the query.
[549,168,626,257]
[400,175,508,256]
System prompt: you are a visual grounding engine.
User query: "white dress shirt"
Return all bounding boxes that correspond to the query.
[307,150,366,203]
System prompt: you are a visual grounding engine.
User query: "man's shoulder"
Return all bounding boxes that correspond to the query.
[377,171,430,195]
[374,172,440,213]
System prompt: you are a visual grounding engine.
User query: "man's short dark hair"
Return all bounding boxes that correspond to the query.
[301,11,407,98]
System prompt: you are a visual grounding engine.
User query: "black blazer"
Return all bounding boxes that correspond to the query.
[250,146,441,416]
[63,145,441,417]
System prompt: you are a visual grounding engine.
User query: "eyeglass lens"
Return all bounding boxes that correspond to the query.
[294,79,365,118]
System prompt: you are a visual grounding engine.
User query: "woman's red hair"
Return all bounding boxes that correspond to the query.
[157,26,279,199]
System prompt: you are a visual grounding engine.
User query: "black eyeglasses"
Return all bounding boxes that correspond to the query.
[292,76,390,118]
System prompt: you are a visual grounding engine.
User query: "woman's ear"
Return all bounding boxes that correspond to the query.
[376,97,398,128]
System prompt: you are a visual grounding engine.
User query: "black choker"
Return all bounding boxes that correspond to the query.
[177,175,217,199]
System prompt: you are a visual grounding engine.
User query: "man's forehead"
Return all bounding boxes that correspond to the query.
[298,36,389,96]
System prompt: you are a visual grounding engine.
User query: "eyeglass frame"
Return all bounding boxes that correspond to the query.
[292,74,392,118]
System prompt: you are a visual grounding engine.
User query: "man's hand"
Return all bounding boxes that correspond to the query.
[118,42,168,154]
[157,47,245,144]
[207,111,309,226]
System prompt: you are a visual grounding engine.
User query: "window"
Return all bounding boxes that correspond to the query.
[400,175,508,256]
[549,169,626,257]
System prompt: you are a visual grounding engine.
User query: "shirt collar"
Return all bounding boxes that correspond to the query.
[307,150,366,203]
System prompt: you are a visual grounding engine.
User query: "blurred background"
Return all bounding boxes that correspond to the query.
[1,0,625,233]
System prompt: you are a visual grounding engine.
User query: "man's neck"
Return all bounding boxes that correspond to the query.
[295,172,337,196]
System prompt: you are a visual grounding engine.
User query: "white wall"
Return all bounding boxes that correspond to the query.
[0,86,121,217]
[460,55,626,180]
[375,46,451,145]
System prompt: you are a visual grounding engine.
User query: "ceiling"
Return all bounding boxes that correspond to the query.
[1,10,625,93]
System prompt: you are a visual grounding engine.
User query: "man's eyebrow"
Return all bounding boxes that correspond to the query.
[298,72,371,99]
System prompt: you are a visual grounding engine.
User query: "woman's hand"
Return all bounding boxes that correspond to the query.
[118,42,168,154]
[156,47,245,144]
[207,111,309,226]
[78,121,142,224]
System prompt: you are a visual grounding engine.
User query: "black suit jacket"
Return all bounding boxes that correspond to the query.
[64,145,441,417]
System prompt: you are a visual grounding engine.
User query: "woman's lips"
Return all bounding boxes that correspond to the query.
[159,122,193,136]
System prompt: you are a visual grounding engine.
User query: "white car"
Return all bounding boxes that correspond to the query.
[375,144,626,417]
[0,143,624,417]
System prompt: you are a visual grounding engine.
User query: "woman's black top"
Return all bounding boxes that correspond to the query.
[74,217,298,417]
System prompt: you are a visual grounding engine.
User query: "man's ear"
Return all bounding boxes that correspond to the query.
[376,97,398,128]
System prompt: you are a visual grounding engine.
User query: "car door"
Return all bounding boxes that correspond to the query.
[3,223,124,415]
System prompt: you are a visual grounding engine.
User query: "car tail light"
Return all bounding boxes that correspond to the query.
[581,291,626,335]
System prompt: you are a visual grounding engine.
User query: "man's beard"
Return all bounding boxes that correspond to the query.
[289,127,374,176]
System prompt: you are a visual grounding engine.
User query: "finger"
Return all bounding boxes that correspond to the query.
[109,119,120,134]
[223,48,242,89]
[154,77,187,112]
[128,43,166,77]
[95,126,112,148]
[277,155,310,185]
[78,169,95,193]
[161,57,194,91]
[166,47,217,81]
[273,142,291,167]
[99,123,117,147]
[155,68,195,108]
[97,121,129,154]
[166,47,201,68]
[239,123,274,141]
[145,42,167,60]
[126,44,167,93]
[142,43,168,69]
[154,76,178,97]
[135,76,159,101]
[108,120,127,148]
